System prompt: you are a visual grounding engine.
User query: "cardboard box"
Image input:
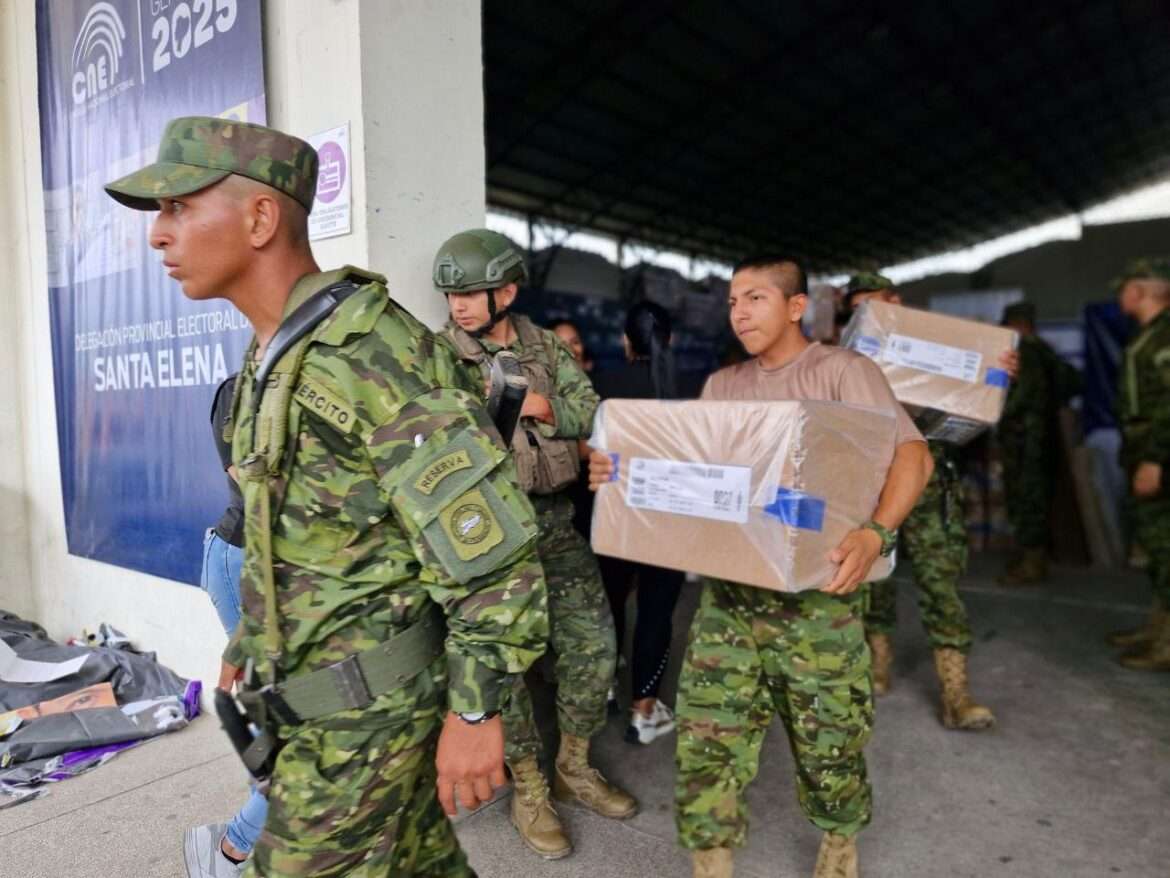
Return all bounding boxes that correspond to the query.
[590,399,898,593]
[842,301,1019,444]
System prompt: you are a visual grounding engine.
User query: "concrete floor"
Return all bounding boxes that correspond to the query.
[2,555,1167,877]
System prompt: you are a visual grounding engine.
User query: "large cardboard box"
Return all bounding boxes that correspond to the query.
[590,399,898,593]
[842,301,1019,443]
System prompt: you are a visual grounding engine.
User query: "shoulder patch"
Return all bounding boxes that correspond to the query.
[439,487,505,561]
[293,375,357,434]
[415,449,474,495]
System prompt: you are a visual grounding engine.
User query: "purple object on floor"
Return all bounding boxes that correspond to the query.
[43,740,141,781]
[183,680,203,720]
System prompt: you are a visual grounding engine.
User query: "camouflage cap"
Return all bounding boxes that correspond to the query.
[845,272,895,296]
[105,116,318,212]
[1112,257,1170,291]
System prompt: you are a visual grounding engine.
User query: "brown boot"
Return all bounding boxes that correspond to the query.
[553,733,638,819]
[867,633,893,696]
[693,847,734,878]
[933,648,996,730]
[813,833,858,878]
[509,756,572,860]
[1107,604,1168,648]
[1118,615,1170,672]
[998,547,1048,585]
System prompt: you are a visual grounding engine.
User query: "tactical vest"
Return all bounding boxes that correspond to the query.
[445,314,579,495]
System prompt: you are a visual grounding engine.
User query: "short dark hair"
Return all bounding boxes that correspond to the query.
[732,254,808,297]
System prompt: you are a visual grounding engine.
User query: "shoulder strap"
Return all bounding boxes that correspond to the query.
[512,314,559,376]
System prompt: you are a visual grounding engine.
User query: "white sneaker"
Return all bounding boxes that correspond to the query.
[183,823,244,878]
[624,700,675,745]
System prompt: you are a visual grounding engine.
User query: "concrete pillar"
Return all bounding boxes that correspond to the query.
[0,0,487,685]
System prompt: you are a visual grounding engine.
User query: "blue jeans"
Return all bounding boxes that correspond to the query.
[200,530,267,854]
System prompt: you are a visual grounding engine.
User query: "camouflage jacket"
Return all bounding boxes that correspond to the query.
[227,267,548,715]
[443,315,600,440]
[1119,307,1170,472]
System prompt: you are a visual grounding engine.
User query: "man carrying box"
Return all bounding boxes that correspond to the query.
[843,273,998,731]
[591,257,933,878]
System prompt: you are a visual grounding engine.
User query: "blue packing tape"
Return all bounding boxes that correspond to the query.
[763,487,826,532]
[985,367,1010,388]
[608,452,620,482]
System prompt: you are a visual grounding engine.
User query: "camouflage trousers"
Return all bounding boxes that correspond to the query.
[1000,417,1052,550]
[504,492,616,762]
[675,581,873,849]
[1129,495,1170,611]
[865,462,973,652]
[247,659,473,878]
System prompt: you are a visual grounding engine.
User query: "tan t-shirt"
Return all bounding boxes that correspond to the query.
[702,342,924,447]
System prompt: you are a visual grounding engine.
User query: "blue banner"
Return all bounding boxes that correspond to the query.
[37,0,266,584]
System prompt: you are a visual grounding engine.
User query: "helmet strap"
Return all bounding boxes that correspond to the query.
[469,289,510,339]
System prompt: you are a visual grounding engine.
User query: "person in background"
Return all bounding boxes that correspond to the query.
[592,302,686,746]
[183,374,266,878]
[998,301,1081,584]
[553,320,594,374]
[1110,258,1170,671]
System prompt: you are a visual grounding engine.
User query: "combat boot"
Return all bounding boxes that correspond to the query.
[508,756,572,860]
[933,648,996,730]
[813,833,858,878]
[693,846,734,878]
[1107,604,1169,648]
[1118,615,1170,672]
[866,632,893,696]
[553,733,638,819]
[998,547,1048,585]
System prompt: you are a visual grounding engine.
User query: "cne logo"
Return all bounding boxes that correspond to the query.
[71,2,128,106]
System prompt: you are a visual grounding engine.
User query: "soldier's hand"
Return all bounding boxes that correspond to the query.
[217,660,242,692]
[824,528,882,595]
[520,392,554,424]
[588,449,615,491]
[999,350,1021,382]
[435,712,507,816]
[1134,461,1162,498]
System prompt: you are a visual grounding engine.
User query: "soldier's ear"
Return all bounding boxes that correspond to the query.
[495,283,519,310]
[247,192,281,249]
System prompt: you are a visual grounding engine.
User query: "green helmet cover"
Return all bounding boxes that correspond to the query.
[433,228,528,294]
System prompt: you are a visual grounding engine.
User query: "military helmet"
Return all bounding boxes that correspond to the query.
[433,229,528,294]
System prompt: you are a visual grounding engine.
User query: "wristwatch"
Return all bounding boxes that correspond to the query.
[456,711,500,726]
[862,520,898,557]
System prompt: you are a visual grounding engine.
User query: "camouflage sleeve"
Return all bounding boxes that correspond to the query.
[1143,343,1170,465]
[370,388,549,714]
[542,336,601,439]
[222,622,245,667]
[1002,340,1051,422]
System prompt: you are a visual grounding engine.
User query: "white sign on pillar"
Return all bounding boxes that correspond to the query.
[308,123,353,241]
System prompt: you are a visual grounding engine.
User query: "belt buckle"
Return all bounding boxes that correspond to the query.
[328,654,374,711]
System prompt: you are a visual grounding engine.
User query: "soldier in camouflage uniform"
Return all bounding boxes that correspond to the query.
[997,302,1080,584]
[1109,258,1170,672]
[592,257,935,878]
[845,274,995,731]
[433,229,636,861]
[106,118,549,878]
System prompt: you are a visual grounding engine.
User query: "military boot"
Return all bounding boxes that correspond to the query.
[867,632,893,696]
[1118,615,1170,672]
[553,733,638,819]
[998,547,1048,585]
[693,847,734,878]
[813,833,858,878]
[933,648,996,730]
[1107,604,1168,649]
[509,756,572,860]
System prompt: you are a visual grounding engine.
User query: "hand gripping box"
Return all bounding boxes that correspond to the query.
[590,399,898,593]
[841,301,1019,444]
